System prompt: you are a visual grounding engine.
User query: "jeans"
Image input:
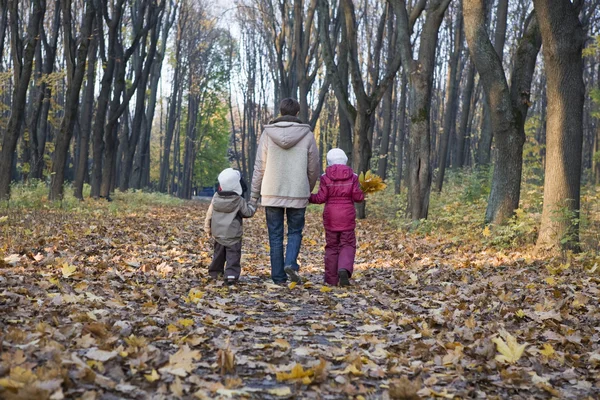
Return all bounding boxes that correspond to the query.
[265,207,306,283]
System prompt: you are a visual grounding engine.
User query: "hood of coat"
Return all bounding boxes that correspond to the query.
[264,116,312,150]
[212,191,242,213]
[325,164,354,181]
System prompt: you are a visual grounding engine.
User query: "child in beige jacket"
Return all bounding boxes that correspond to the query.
[204,168,256,284]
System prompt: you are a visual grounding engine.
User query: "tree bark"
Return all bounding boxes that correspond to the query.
[534,0,585,251]
[400,0,451,220]
[119,10,161,192]
[49,0,95,200]
[464,1,542,225]
[454,60,475,168]
[394,71,408,194]
[158,7,186,193]
[74,28,98,200]
[90,0,126,198]
[435,4,463,192]
[475,0,505,166]
[0,0,45,200]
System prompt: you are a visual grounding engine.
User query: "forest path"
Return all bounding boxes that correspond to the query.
[0,201,598,399]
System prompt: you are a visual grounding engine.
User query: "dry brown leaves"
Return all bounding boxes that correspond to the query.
[0,200,599,399]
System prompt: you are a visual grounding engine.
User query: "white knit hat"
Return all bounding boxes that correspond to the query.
[218,168,242,195]
[327,148,348,166]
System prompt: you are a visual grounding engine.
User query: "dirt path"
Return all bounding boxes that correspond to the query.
[0,201,598,399]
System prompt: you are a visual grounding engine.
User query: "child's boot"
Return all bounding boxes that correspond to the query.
[338,269,350,286]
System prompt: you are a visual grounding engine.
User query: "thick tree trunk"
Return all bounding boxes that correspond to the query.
[435,6,463,192]
[0,0,45,200]
[464,1,541,225]
[405,0,449,220]
[534,0,585,251]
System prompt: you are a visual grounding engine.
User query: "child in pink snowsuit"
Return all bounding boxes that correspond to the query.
[309,149,364,286]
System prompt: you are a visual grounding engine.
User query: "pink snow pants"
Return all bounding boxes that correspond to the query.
[324,230,356,285]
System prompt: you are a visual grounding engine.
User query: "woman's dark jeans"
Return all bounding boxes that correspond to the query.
[265,207,306,283]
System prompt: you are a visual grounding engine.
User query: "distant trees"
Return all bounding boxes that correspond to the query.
[0,0,599,251]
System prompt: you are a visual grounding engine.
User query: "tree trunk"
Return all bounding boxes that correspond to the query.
[91,1,125,198]
[132,3,176,190]
[0,0,45,200]
[534,0,585,251]
[181,93,199,200]
[475,0,504,166]
[394,72,408,195]
[120,18,160,191]
[49,0,95,200]
[435,5,463,192]
[405,0,450,220]
[159,9,185,193]
[337,1,353,160]
[454,61,475,168]
[464,1,541,224]
[74,28,98,200]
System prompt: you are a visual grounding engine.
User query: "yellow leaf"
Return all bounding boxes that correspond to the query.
[288,281,297,290]
[187,288,204,304]
[61,263,77,278]
[515,309,525,318]
[540,343,555,358]
[545,277,556,285]
[482,226,491,238]
[177,319,194,328]
[145,369,160,382]
[276,363,314,382]
[320,286,332,293]
[492,333,527,364]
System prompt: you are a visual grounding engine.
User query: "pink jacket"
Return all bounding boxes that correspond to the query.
[309,165,364,232]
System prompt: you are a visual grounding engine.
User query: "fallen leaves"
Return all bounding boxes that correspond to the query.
[276,363,314,384]
[158,345,201,377]
[492,332,527,364]
[1,196,599,399]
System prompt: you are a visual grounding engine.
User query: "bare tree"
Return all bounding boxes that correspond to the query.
[0,0,46,200]
[49,0,96,200]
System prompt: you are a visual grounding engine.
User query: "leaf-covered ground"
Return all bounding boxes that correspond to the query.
[1,196,599,399]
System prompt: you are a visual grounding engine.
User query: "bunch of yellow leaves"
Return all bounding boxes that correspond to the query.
[359,171,386,194]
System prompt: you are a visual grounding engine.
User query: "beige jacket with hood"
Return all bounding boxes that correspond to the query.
[250,116,320,208]
[204,192,256,247]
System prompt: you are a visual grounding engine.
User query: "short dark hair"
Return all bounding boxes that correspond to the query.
[279,98,300,116]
